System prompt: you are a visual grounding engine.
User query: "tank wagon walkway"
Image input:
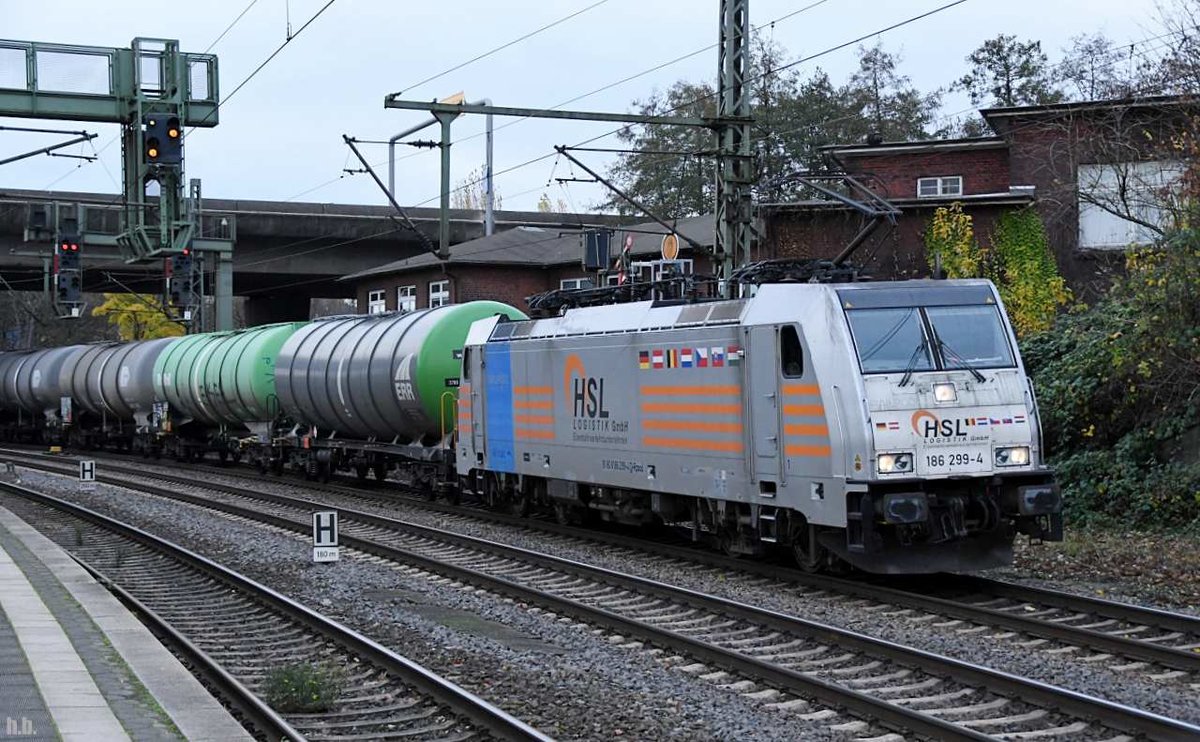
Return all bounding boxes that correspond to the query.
[0,504,251,742]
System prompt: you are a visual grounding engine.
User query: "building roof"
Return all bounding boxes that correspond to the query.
[823,136,1006,158]
[340,213,714,281]
[979,93,1194,122]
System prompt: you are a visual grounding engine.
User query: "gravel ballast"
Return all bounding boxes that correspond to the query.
[1,469,863,741]
[110,462,1200,726]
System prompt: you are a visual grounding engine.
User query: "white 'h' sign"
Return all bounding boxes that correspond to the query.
[78,460,95,482]
[312,510,339,563]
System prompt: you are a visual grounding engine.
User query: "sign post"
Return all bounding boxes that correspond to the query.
[78,460,95,491]
[312,511,339,563]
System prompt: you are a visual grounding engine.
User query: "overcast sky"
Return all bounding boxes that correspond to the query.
[0,0,1172,213]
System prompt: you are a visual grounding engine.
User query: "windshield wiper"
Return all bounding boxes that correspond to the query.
[933,331,986,383]
[898,336,930,387]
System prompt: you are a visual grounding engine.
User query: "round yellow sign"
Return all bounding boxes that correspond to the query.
[661,233,680,261]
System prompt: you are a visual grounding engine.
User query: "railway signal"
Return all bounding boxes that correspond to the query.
[167,248,199,321]
[54,233,83,316]
[143,114,183,166]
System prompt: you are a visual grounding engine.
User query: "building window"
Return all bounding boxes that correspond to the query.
[1078,161,1182,249]
[397,285,416,312]
[917,176,963,199]
[560,277,594,290]
[653,259,693,281]
[367,289,386,315]
[605,274,622,286]
[429,280,450,308]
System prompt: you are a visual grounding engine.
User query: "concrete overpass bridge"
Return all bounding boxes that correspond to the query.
[0,188,608,323]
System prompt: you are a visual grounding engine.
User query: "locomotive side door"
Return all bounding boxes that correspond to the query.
[744,324,781,486]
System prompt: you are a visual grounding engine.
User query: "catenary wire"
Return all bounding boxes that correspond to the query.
[282,0,835,202]
[392,0,614,96]
[188,0,342,131]
[407,0,978,209]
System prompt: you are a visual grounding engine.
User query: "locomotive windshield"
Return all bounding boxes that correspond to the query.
[846,304,1015,374]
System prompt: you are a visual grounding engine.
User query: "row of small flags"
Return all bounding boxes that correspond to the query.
[873,414,1027,431]
[973,415,1026,426]
[639,346,743,370]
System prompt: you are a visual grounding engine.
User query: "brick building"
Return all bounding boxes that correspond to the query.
[767,95,1191,296]
[342,95,1190,313]
[342,215,714,314]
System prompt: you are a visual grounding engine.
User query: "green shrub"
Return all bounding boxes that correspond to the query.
[1023,225,1200,530]
[262,661,346,713]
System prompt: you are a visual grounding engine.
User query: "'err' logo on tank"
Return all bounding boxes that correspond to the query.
[394,354,415,402]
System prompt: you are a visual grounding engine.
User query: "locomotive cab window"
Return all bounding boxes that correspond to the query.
[925,305,1015,369]
[845,303,1015,374]
[845,307,933,374]
[780,325,803,378]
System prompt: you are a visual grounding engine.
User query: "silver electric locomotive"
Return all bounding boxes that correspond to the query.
[457,278,1061,574]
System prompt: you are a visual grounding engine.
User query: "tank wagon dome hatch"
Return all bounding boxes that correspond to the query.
[152,322,308,428]
[275,301,526,443]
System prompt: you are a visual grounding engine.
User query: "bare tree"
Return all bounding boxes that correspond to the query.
[452,165,502,211]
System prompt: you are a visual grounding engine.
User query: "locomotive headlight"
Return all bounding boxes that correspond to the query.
[932,382,957,403]
[995,445,1031,467]
[877,452,913,474]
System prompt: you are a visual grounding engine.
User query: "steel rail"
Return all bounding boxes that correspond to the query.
[70,558,304,742]
[10,447,1200,672]
[0,478,552,742]
[14,456,1198,742]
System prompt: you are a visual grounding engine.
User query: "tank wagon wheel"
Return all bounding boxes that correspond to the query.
[372,463,388,484]
[271,459,285,476]
[255,458,267,475]
[217,449,229,465]
[354,464,369,482]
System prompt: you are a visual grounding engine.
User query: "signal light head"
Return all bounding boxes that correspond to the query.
[168,127,180,139]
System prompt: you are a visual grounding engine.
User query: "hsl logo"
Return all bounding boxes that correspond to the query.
[911,409,973,438]
[564,354,609,419]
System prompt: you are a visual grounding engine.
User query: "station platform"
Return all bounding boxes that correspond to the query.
[0,505,253,742]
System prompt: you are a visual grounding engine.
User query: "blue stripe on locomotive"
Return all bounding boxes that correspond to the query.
[484,343,515,472]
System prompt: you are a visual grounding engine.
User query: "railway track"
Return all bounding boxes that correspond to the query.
[42,447,1200,680]
[0,477,549,742]
[6,451,1199,741]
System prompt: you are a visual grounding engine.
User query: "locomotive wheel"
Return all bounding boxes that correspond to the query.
[790,525,826,573]
[255,458,267,474]
[509,490,530,518]
[218,449,229,465]
[717,528,742,559]
[271,459,284,476]
[553,501,583,525]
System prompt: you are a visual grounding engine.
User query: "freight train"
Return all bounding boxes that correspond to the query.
[0,279,1061,573]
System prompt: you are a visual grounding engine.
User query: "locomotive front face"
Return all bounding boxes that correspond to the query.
[836,281,1062,571]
